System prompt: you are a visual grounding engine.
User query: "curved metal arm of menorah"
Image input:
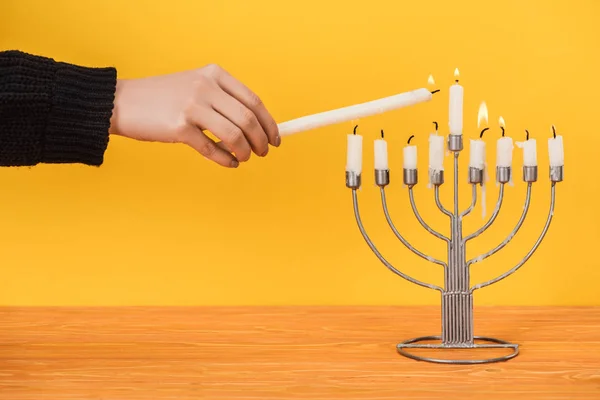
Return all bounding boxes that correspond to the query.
[460,185,478,218]
[470,183,556,292]
[408,188,451,243]
[463,184,506,243]
[467,183,533,267]
[352,190,443,292]
[380,188,447,268]
[433,186,453,218]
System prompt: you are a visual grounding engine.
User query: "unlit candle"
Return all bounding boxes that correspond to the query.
[429,133,445,171]
[374,130,388,170]
[404,139,417,170]
[548,128,564,167]
[346,129,363,174]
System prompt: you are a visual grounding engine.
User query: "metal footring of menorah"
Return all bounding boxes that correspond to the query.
[346,134,562,365]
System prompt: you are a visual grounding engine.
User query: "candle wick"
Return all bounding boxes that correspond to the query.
[455,79,459,83]
[381,129,385,139]
[433,121,438,131]
[501,126,505,137]
[353,125,358,135]
[408,135,415,144]
[430,89,440,94]
[480,127,489,139]
[525,129,530,141]
[552,125,557,139]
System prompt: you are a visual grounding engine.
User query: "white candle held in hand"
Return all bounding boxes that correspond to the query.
[404,135,417,170]
[496,117,513,167]
[278,87,434,136]
[428,122,445,171]
[346,125,363,174]
[515,130,537,166]
[374,130,388,170]
[449,68,464,136]
[548,125,564,166]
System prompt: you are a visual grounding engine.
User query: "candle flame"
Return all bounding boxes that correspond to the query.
[427,74,435,85]
[454,68,460,78]
[477,101,488,128]
[499,116,506,128]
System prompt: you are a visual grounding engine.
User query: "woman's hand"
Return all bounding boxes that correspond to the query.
[109,64,280,168]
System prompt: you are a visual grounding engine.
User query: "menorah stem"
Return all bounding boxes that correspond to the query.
[440,151,473,345]
[453,152,460,216]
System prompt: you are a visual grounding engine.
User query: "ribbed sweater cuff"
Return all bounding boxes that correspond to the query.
[44,60,116,165]
[0,50,116,166]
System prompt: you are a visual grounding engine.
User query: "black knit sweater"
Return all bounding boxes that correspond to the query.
[0,50,117,166]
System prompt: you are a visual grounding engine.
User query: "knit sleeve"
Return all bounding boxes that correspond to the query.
[0,50,117,166]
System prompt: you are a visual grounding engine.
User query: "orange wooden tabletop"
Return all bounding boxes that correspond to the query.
[0,306,599,399]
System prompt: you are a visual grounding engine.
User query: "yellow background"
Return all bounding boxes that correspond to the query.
[0,0,598,306]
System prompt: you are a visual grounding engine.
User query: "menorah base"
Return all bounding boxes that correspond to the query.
[396,335,519,364]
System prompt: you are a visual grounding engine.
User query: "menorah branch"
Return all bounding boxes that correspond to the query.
[467,183,532,266]
[434,186,453,218]
[470,182,556,292]
[352,189,443,292]
[381,189,447,268]
[460,185,477,218]
[463,184,505,243]
[409,188,451,243]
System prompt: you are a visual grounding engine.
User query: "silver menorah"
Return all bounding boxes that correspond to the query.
[346,133,563,364]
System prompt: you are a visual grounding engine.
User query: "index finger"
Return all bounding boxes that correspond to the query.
[215,70,280,147]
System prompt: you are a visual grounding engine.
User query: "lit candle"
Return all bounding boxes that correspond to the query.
[428,122,445,171]
[470,129,487,170]
[374,129,388,170]
[279,87,436,136]
[548,125,564,166]
[470,102,489,169]
[516,130,537,166]
[449,68,464,135]
[404,135,417,170]
[496,116,513,167]
[346,125,363,174]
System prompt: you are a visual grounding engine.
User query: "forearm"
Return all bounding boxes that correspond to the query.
[0,50,117,166]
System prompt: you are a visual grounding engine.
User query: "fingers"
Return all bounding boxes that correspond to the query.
[181,128,239,168]
[213,68,280,147]
[211,87,270,158]
[188,105,252,162]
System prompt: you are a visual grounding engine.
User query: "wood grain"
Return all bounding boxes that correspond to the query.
[0,306,599,399]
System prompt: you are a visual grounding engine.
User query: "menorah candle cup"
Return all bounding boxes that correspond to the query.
[430,169,444,186]
[468,167,484,185]
[496,166,511,184]
[403,169,417,187]
[550,166,564,182]
[523,166,538,183]
[375,169,390,187]
[346,171,361,189]
[447,134,463,152]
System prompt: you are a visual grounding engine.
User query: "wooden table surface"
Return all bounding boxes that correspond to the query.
[0,306,599,399]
